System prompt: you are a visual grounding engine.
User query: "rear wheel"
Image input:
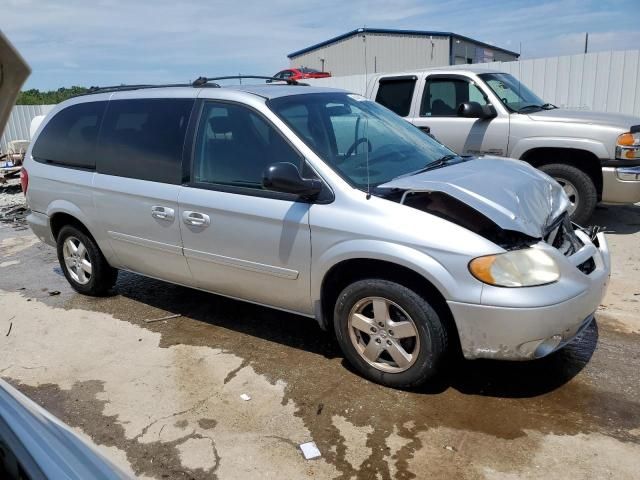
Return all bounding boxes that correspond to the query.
[57,225,117,296]
[539,163,597,225]
[334,279,447,388]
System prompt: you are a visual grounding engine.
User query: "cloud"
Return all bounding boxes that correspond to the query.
[1,0,638,88]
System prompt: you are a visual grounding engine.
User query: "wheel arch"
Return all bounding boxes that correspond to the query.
[48,206,116,264]
[50,212,92,241]
[316,257,461,356]
[520,147,603,199]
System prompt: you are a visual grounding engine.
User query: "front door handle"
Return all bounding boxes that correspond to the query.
[182,211,210,227]
[151,206,175,221]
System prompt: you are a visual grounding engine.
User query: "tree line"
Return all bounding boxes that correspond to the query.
[17,87,89,105]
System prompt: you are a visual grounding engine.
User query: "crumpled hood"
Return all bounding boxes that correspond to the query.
[527,108,640,130]
[378,157,569,238]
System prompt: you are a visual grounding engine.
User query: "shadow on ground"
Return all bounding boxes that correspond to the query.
[113,269,597,400]
[591,203,640,235]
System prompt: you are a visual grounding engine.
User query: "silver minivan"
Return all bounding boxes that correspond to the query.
[23,79,610,388]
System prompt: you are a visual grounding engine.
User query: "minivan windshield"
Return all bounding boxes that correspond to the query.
[479,73,549,113]
[268,93,455,189]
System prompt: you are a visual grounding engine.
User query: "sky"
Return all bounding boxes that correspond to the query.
[2,0,639,90]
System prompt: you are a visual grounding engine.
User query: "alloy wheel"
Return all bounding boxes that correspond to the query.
[555,177,579,216]
[347,296,421,373]
[62,236,92,285]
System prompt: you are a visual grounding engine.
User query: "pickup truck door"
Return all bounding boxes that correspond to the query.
[408,74,509,157]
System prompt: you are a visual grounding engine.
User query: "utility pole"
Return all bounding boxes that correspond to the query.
[584,32,589,54]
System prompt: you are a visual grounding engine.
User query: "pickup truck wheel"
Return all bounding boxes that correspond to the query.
[334,279,447,388]
[539,163,597,225]
[56,225,117,296]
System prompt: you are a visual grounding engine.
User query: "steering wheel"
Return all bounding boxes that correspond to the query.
[345,137,373,158]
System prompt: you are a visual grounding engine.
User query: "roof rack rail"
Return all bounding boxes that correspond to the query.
[191,75,309,87]
[83,83,191,95]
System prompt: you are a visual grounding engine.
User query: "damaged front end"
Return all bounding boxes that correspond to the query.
[376,157,611,361]
[377,156,576,250]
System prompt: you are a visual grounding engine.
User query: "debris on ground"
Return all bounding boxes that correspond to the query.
[0,178,29,227]
[5,317,14,337]
[48,291,61,296]
[240,393,251,401]
[444,445,458,452]
[143,313,181,324]
[299,441,321,460]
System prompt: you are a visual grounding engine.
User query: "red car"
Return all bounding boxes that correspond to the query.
[272,67,331,81]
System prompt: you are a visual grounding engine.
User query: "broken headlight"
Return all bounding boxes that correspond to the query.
[469,248,560,287]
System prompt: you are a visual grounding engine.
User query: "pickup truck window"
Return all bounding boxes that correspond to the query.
[479,72,544,112]
[420,78,488,117]
[375,78,416,117]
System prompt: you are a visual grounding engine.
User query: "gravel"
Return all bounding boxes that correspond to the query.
[0,178,28,225]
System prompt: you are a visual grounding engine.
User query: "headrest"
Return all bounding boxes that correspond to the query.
[209,115,234,134]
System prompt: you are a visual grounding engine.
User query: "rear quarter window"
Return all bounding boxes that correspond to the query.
[375,78,416,117]
[32,101,106,169]
[96,98,194,184]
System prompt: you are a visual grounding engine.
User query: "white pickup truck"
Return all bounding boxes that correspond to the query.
[367,67,640,224]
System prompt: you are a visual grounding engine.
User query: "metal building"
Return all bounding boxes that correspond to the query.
[287,28,519,77]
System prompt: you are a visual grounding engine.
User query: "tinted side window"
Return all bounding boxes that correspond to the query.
[32,101,106,169]
[193,102,302,190]
[421,78,488,117]
[375,78,416,117]
[96,99,193,184]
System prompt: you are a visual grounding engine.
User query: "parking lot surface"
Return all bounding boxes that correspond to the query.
[1,187,639,479]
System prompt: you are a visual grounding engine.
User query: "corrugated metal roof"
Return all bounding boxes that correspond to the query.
[287,28,520,59]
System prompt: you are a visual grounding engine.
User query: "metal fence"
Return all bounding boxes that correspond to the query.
[0,104,54,153]
[307,49,640,117]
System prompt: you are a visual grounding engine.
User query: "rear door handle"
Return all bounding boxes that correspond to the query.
[151,206,175,221]
[182,211,210,227]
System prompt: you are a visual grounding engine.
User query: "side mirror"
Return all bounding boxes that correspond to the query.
[262,162,322,198]
[458,101,497,119]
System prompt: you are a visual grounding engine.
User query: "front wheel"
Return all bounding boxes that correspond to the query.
[539,163,597,225]
[333,279,448,388]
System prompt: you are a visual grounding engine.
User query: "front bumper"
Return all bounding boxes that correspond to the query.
[449,231,610,360]
[601,166,640,204]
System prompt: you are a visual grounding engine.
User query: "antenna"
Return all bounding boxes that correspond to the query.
[364,115,371,200]
[362,26,367,95]
[518,42,522,104]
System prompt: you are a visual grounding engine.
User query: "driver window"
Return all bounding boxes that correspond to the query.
[193,102,302,190]
[421,78,488,117]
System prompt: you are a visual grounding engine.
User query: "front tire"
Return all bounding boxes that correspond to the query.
[333,279,448,388]
[539,163,597,225]
[56,225,117,296]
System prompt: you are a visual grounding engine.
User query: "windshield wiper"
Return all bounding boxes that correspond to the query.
[517,104,543,113]
[518,103,557,113]
[394,154,458,179]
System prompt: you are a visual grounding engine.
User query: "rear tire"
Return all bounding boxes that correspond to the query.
[333,279,448,388]
[539,163,597,225]
[56,225,117,296]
